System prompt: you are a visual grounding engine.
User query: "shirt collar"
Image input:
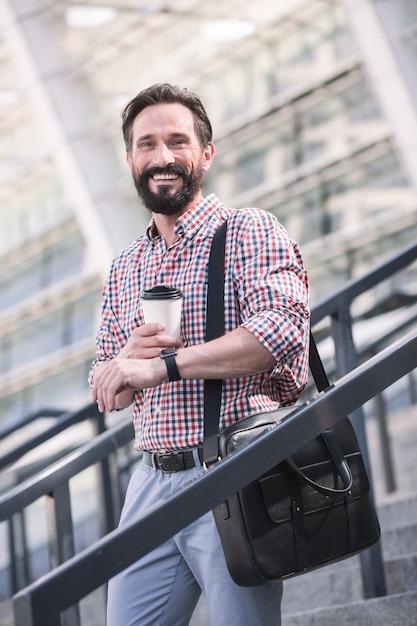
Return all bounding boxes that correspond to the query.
[145,193,223,242]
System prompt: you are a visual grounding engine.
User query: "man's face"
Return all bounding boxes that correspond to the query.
[127,103,214,216]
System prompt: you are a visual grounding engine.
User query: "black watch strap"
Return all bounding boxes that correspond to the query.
[160,348,181,382]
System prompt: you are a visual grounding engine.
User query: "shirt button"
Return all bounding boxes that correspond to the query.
[155,406,161,414]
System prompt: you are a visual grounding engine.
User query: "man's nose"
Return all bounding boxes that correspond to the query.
[153,143,175,167]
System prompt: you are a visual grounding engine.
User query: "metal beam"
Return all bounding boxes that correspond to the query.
[1,0,141,278]
[342,0,417,190]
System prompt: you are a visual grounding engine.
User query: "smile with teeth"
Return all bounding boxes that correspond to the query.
[153,173,179,181]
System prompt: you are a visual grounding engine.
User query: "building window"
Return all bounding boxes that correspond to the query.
[1,291,100,375]
[235,150,266,193]
[0,233,85,311]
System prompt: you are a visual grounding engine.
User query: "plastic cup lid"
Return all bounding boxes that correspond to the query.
[140,285,183,300]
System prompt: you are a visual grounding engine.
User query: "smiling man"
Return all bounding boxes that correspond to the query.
[89,83,310,626]
[128,102,209,218]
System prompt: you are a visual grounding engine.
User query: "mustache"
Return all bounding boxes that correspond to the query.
[143,164,187,179]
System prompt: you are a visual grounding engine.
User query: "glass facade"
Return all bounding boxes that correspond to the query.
[0,0,417,426]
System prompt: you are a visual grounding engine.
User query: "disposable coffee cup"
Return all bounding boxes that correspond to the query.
[140,285,183,339]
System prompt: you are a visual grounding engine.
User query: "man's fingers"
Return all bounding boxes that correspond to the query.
[92,361,117,412]
[92,359,141,412]
[121,326,181,360]
[138,322,165,336]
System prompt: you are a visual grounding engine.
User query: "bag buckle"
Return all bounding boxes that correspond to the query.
[202,435,220,470]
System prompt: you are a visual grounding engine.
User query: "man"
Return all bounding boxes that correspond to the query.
[90,83,310,626]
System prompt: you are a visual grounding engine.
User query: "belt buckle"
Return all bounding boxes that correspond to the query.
[159,451,182,473]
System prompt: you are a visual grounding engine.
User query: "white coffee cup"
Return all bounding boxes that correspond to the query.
[140,285,183,339]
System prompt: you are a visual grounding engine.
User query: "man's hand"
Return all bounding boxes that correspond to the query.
[91,356,167,413]
[91,323,180,412]
[117,322,181,360]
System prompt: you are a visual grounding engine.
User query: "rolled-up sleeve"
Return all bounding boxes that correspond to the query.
[88,257,129,388]
[229,209,310,402]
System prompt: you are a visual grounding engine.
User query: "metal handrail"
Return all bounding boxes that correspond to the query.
[311,239,417,326]
[0,403,104,472]
[0,419,133,520]
[0,408,66,441]
[11,329,417,626]
[0,402,114,597]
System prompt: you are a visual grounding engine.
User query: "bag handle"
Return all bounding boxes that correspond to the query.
[203,220,354,495]
[286,333,354,495]
[286,429,353,495]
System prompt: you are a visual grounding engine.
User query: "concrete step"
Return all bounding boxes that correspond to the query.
[377,491,417,528]
[282,558,363,614]
[282,590,417,626]
[385,554,417,596]
[282,552,417,614]
[380,520,417,559]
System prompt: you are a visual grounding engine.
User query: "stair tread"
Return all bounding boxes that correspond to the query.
[282,551,417,613]
[282,590,417,626]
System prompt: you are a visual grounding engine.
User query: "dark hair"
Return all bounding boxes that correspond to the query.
[122,83,213,152]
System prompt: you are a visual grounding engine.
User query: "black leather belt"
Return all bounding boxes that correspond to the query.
[142,447,204,473]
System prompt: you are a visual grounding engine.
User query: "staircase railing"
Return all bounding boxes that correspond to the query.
[0,403,105,474]
[8,329,417,626]
[304,240,417,598]
[0,402,110,597]
[1,239,417,624]
[0,409,66,441]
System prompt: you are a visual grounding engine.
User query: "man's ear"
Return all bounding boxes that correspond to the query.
[202,142,215,172]
[126,151,132,167]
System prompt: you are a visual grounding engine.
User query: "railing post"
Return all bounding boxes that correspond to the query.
[373,392,397,493]
[8,511,30,594]
[331,305,387,598]
[91,408,119,534]
[46,484,80,626]
[408,371,417,404]
[14,591,62,626]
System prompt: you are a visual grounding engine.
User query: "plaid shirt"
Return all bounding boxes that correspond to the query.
[90,194,310,452]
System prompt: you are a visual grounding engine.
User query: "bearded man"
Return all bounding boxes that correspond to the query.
[90,83,310,626]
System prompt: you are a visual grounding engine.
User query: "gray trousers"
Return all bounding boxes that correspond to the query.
[107,450,282,626]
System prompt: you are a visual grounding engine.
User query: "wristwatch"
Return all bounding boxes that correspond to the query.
[160,347,181,382]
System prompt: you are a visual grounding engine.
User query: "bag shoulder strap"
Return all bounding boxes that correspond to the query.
[205,221,227,344]
[309,332,330,392]
[203,221,227,465]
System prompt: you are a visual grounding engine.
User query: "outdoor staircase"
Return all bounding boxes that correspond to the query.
[0,406,416,625]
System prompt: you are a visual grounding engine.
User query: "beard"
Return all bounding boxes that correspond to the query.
[132,163,204,216]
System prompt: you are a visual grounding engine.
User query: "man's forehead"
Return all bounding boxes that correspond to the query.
[132,102,195,132]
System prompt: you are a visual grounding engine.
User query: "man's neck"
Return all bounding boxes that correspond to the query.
[152,213,180,248]
[152,192,204,248]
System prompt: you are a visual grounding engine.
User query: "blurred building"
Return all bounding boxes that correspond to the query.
[1,0,417,428]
